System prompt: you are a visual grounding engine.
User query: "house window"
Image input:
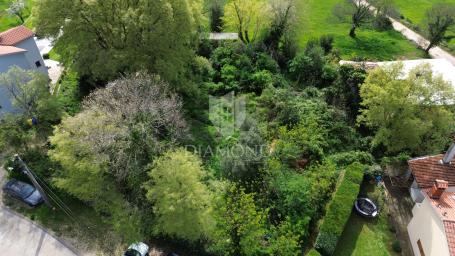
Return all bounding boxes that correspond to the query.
[35,61,41,68]
[417,239,425,256]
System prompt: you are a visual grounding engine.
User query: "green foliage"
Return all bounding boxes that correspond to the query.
[267,218,301,256]
[33,0,203,85]
[55,69,81,115]
[0,67,63,153]
[424,3,455,52]
[48,109,143,241]
[209,43,281,94]
[392,240,402,253]
[315,162,364,256]
[209,184,268,256]
[48,73,187,242]
[269,162,338,239]
[209,0,225,32]
[220,120,267,189]
[144,148,214,241]
[326,151,374,168]
[288,44,337,88]
[295,0,425,60]
[223,0,271,43]
[358,63,455,155]
[328,64,366,122]
[259,86,363,155]
[274,117,327,163]
[307,248,321,256]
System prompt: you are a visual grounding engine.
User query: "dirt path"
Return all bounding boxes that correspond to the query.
[383,179,414,256]
[360,0,455,66]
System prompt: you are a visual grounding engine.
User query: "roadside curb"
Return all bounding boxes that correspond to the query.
[0,205,82,256]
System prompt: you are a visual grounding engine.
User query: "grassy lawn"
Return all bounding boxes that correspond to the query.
[295,0,426,60]
[334,183,400,256]
[0,0,34,31]
[395,0,455,24]
[394,0,455,53]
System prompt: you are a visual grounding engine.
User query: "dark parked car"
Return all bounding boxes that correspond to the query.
[3,179,43,206]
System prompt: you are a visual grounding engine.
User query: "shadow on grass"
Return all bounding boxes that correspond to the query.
[334,181,398,256]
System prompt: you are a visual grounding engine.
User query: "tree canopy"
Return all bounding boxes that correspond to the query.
[358,63,455,154]
[223,0,272,43]
[33,0,203,84]
[144,148,214,241]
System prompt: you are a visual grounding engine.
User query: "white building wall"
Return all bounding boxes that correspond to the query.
[408,197,451,256]
[0,53,30,73]
[14,38,48,75]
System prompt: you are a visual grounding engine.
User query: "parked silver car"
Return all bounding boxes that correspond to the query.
[123,242,149,256]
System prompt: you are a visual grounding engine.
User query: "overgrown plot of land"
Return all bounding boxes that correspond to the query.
[295,0,426,60]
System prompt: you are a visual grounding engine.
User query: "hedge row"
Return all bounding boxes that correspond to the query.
[314,162,364,255]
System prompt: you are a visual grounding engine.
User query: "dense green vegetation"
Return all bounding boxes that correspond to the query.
[315,163,364,255]
[1,0,455,255]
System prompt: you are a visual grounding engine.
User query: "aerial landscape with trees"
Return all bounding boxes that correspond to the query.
[1,0,455,255]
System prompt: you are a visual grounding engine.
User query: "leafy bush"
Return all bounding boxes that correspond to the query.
[307,248,321,256]
[288,44,337,88]
[315,162,364,255]
[326,151,373,168]
[270,162,338,239]
[392,240,402,253]
[319,34,334,54]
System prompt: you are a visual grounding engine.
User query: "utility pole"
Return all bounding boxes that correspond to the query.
[13,154,53,208]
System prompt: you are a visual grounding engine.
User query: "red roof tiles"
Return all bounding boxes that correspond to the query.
[0,25,34,46]
[408,155,455,188]
[445,221,455,256]
[0,45,26,56]
[424,190,455,255]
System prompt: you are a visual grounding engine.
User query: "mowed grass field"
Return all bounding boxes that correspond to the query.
[334,184,400,256]
[394,0,455,52]
[0,0,33,31]
[295,0,426,60]
[395,0,455,24]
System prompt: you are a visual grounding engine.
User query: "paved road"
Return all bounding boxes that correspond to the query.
[0,168,78,256]
[360,0,455,66]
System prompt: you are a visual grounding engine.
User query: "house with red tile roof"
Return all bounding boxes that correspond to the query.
[407,147,455,256]
[0,25,48,115]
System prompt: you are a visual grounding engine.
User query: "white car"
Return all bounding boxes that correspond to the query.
[123,242,150,256]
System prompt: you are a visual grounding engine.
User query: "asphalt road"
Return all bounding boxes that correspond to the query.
[0,167,78,256]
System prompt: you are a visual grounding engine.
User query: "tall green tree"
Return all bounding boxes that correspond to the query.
[144,148,214,242]
[209,184,268,256]
[358,63,455,154]
[33,0,203,84]
[223,0,271,43]
[48,73,187,240]
[424,4,455,53]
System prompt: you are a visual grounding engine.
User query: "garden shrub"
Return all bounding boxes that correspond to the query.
[307,248,321,256]
[392,240,402,253]
[315,162,364,255]
[326,151,373,168]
